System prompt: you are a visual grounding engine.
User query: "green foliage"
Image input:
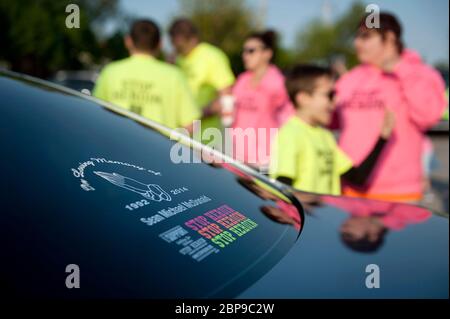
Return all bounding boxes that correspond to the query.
[274,41,297,71]
[179,0,256,56]
[101,31,128,62]
[0,0,370,77]
[177,0,362,73]
[0,0,118,77]
[294,2,366,68]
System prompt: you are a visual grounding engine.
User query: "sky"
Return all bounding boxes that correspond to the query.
[116,0,449,65]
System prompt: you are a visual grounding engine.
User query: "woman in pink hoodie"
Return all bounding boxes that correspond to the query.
[335,12,446,203]
[230,30,294,171]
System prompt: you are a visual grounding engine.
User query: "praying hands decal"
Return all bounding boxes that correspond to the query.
[94,171,172,202]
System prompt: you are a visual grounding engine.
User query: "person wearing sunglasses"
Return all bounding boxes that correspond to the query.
[270,65,395,196]
[229,30,294,172]
[334,12,446,203]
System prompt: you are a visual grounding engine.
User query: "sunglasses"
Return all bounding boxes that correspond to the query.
[242,46,265,55]
[314,89,336,101]
[328,90,336,101]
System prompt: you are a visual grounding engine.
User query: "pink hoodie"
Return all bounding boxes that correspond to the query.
[336,50,446,200]
[323,196,431,231]
[231,65,294,167]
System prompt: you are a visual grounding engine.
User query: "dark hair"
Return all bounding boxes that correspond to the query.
[341,229,387,253]
[169,18,199,39]
[285,64,333,106]
[358,12,404,53]
[246,30,278,52]
[129,19,161,52]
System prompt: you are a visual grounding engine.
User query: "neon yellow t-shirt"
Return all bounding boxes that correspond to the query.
[270,116,353,195]
[93,54,200,129]
[176,42,235,136]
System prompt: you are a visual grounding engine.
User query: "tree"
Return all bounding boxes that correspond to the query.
[0,0,119,77]
[294,2,366,68]
[101,31,129,63]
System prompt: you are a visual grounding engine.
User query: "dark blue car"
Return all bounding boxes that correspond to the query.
[0,70,448,299]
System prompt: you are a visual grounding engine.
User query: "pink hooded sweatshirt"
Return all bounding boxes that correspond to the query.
[231,65,294,168]
[336,50,446,201]
[323,196,431,231]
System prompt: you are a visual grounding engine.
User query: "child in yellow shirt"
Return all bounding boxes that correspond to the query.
[270,65,394,195]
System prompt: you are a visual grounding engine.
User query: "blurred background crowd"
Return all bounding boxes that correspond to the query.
[1,1,448,81]
[0,0,448,213]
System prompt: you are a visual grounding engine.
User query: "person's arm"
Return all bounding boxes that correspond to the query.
[201,50,235,118]
[92,67,110,100]
[201,88,232,118]
[341,110,395,187]
[341,137,387,186]
[276,176,293,186]
[270,127,299,187]
[392,57,446,131]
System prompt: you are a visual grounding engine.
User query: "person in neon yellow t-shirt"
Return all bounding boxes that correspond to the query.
[169,18,235,141]
[270,65,395,196]
[443,88,449,121]
[93,19,199,131]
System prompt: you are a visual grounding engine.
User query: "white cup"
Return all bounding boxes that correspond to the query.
[220,95,236,127]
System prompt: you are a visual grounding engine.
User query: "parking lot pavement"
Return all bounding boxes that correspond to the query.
[423,134,449,214]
